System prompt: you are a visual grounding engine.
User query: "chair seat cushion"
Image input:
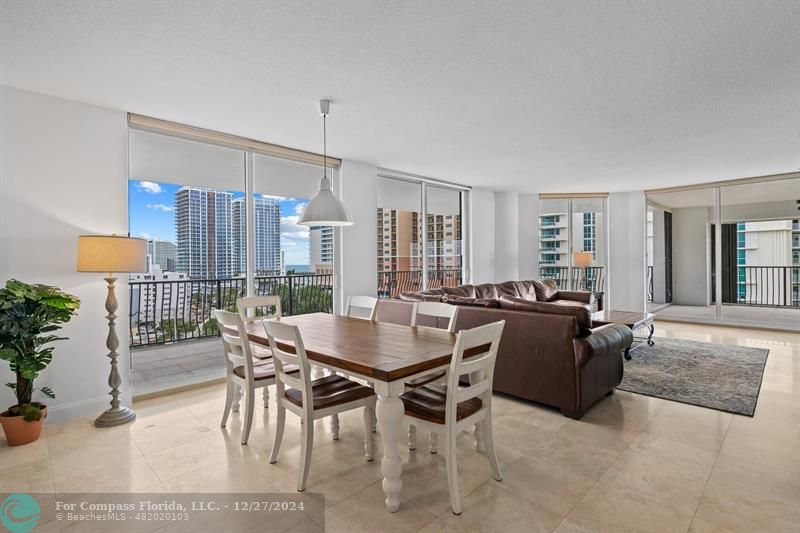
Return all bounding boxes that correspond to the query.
[405,370,446,389]
[401,384,483,424]
[285,374,375,410]
[233,362,298,380]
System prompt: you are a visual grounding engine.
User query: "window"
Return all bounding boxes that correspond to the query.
[377,175,466,297]
[538,196,606,291]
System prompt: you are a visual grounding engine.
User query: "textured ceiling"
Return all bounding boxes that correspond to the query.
[1,0,798,192]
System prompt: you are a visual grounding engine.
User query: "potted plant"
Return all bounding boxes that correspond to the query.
[0,280,80,445]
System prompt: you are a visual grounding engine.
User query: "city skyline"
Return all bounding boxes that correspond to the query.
[129,180,313,266]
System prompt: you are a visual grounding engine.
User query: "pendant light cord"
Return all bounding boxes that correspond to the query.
[323,112,327,179]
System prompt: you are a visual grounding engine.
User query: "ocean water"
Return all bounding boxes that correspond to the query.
[286,264,311,273]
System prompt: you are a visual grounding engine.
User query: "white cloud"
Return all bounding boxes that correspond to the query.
[138,232,153,240]
[262,195,296,202]
[294,202,308,215]
[137,181,163,194]
[280,215,309,241]
[146,203,173,212]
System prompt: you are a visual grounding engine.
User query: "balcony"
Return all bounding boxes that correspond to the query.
[538,266,605,292]
[376,269,463,298]
[130,273,333,394]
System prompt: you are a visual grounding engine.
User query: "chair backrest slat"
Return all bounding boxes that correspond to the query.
[238,295,282,322]
[372,299,414,325]
[345,295,378,320]
[411,301,459,333]
[445,320,505,423]
[214,310,255,379]
[263,320,313,412]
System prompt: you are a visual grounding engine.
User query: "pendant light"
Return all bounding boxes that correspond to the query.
[298,99,353,226]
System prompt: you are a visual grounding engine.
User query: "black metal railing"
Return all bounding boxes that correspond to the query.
[377,269,463,298]
[538,266,605,293]
[129,274,333,347]
[736,266,800,307]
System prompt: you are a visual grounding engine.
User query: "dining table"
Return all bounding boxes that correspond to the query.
[243,312,467,512]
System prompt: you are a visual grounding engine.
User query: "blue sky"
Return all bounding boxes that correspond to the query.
[128,180,311,265]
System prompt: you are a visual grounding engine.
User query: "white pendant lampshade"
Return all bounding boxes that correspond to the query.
[298,99,353,227]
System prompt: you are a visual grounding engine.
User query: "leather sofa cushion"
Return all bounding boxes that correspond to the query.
[474,283,499,299]
[532,279,559,301]
[398,288,445,302]
[498,295,592,335]
[442,285,476,298]
[495,281,522,298]
[516,280,538,301]
[441,295,500,308]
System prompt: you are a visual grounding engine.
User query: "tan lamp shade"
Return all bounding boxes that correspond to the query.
[573,251,594,268]
[77,235,147,273]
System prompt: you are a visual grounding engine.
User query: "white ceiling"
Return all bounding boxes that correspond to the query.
[2,1,799,193]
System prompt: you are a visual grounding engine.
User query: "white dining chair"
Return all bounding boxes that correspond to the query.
[344,295,378,320]
[407,301,461,450]
[237,295,282,407]
[215,309,296,445]
[263,319,377,492]
[410,301,459,333]
[401,320,506,515]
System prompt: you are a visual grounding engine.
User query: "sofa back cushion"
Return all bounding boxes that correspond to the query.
[515,280,538,301]
[497,295,592,336]
[474,283,499,299]
[532,279,559,301]
[398,288,444,302]
[495,281,521,299]
[441,284,476,298]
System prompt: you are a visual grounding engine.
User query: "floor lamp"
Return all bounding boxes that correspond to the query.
[573,251,594,291]
[77,235,146,427]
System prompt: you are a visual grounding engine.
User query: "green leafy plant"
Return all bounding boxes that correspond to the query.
[0,280,80,421]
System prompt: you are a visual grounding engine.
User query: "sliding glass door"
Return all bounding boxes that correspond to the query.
[646,174,799,330]
[376,175,467,297]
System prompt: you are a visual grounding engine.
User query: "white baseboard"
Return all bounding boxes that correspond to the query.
[44,392,133,424]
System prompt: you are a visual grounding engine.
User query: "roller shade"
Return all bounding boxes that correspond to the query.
[377,177,422,212]
[130,130,245,190]
[426,185,461,215]
[571,197,605,213]
[253,153,325,200]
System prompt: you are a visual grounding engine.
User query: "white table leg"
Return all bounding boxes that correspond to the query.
[375,380,405,513]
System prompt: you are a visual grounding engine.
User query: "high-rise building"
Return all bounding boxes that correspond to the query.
[232,196,281,276]
[377,208,421,273]
[736,219,800,305]
[425,213,462,271]
[538,211,605,275]
[146,240,177,273]
[175,186,234,279]
[310,226,334,274]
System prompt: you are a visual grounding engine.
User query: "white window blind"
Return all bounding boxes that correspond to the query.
[377,177,422,212]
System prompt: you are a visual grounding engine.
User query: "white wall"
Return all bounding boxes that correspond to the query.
[607,191,647,312]
[494,192,520,282]
[671,206,712,306]
[469,188,495,284]
[518,194,539,280]
[0,86,131,422]
[336,160,378,312]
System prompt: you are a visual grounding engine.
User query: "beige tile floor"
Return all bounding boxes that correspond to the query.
[1,321,797,532]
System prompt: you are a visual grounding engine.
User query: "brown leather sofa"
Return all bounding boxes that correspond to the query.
[393,279,633,419]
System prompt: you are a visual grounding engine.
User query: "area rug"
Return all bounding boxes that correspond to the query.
[617,337,769,416]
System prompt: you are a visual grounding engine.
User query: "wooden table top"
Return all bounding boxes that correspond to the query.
[244,313,460,382]
[592,309,655,328]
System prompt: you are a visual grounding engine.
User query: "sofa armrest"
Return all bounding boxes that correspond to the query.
[554,290,595,304]
[573,324,633,367]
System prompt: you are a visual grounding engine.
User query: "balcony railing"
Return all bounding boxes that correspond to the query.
[538,266,605,293]
[129,274,333,347]
[736,266,800,307]
[377,269,463,298]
